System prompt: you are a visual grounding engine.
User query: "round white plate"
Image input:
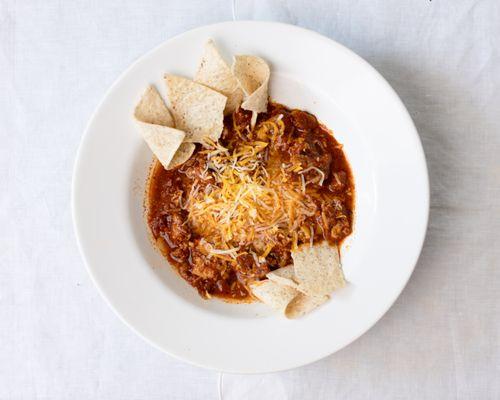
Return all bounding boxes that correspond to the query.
[73,21,429,373]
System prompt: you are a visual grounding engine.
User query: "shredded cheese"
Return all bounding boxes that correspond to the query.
[299,166,325,186]
[187,116,319,259]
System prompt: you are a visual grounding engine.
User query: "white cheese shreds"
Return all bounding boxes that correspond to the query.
[299,166,325,186]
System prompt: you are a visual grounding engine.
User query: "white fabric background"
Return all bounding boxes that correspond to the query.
[1,0,499,398]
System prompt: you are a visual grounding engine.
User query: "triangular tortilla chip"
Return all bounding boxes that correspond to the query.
[169,142,196,169]
[232,55,270,116]
[292,242,346,297]
[249,279,298,312]
[266,265,298,289]
[134,85,174,127]
[134,85,194,168]
[136,121,186,170]
[195,40,243,115]
[164,74,227,143]
[285,293,329,319]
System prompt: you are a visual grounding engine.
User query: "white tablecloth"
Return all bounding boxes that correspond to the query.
[1,0,499,398]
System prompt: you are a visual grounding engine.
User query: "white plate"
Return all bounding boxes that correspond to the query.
[72,21,429,373]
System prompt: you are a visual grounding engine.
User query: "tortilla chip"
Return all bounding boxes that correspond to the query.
[285,293,329,319]
[249,279,298,312]
[169,142,196,168]
[195,40,243,115]
[134,85,174,127]
[136,121,185,170]
[164,74,227,143]
[232,55,270,114]
[292,242,346,297]
[134,85,195,169]
[266,265,298,289]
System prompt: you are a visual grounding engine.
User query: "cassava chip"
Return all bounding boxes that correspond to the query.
[232,55,270,115]
[136,121,185,170]
[195,40,243,115]
[266,265,298,289]
[292,242,346,297]
[250,279,298,312]
[164,74,227,143]
[285,293,329,319]
[134,85,174,127]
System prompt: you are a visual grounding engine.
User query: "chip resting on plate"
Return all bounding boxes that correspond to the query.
[232,55,270,118]
[266,265,299,289]
[135,121,186,170]
[265,264,332,318]
[249,279,298,312]
[285,292,329,319]
[164,74,227,143]
[292,242,346,297]
[194,39,243,115]
[134,85,193,169]
[134,85,174,127]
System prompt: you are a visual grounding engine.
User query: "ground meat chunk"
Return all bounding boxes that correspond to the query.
[190,252,217,280]
[178,152,206,181]
[151,210,191,263]
[328,171,348,192]
[330,217,352,241]
[160,211,189,246]
[288,131,333,182]
[291,110,318,133]
[235,253,270,281]
[188,239,225,280]
[266,250,292,270]
[317,199,352,241]
[191,263,217,280]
